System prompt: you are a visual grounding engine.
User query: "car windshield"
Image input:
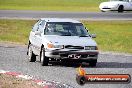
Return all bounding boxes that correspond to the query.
[110,0,129,2]
[45,22,89,37]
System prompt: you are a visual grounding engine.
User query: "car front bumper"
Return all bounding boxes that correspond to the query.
[99,6,118,12]
[45,49,99,60]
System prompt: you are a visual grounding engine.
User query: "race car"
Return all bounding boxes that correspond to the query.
[27,18,98,66]
[99,0,132,12]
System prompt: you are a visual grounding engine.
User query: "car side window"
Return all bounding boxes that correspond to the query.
[32,20,41,32]
[38,20,46,33]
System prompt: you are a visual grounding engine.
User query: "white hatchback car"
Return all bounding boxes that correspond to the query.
[99,0,132,12]
[27,18,99,66]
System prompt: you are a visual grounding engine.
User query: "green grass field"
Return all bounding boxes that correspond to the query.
[83,21,132,53]
[0,20,36,44]
[0,0,106,12]
[0,19,132,53]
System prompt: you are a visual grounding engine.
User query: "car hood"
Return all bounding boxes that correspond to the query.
[44,35,97,46]
[100,1,124,6]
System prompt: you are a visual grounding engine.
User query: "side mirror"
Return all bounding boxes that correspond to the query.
[91,34,96,38]
[35,31,41,36]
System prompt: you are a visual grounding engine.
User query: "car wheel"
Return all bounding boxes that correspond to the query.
[28,45,36,62]
[40,48,49,66]
[89,59,97,67]
[118,5,124,13]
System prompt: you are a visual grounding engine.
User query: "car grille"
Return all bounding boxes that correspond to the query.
[59,53,97,59]
[65,45,84,49]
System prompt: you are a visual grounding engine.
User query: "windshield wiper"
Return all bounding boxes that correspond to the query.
[61,34,71,36]
[79,35,89,37]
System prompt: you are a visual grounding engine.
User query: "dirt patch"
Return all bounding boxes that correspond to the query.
[0,74,42,88]
[0,42,26,47]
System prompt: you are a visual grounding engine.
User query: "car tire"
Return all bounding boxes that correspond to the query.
[118,5,124,13]
[40,48,49,66]
[89,59,97,67]
[28,44,36,62]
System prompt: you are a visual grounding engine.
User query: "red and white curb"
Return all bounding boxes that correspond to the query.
[0,70,74,88]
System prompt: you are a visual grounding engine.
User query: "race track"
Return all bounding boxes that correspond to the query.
[0,10,132,88]
[0,44,132,88]
[0,10,132,20]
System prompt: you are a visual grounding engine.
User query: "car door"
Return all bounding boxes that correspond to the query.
[34,20,46,55]
[30,20,40,48]
[125,0,132,10]
[129,0,132,10]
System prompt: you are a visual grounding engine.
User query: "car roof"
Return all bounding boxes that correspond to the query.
[40,18,81,23]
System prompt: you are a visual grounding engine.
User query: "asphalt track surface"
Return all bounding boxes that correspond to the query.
[0,10,132,20]
[0,43,132,88]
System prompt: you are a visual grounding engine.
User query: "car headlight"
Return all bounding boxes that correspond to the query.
[47,43,64,49]
[47,43,54,48]
[85,46,98,50]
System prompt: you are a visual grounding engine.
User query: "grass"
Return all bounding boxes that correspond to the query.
[0,19,36,44]
[83,21,132,53]
[0,0,107,12]
[0,19,132,53]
